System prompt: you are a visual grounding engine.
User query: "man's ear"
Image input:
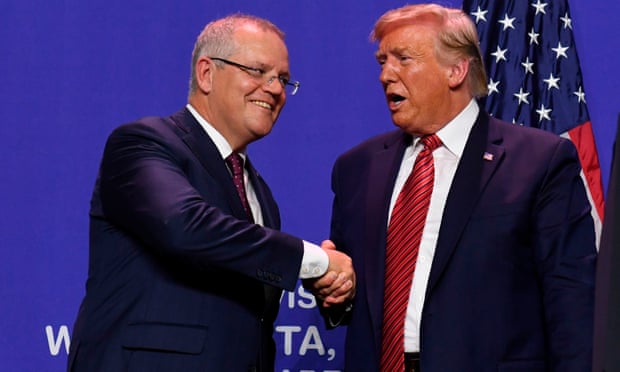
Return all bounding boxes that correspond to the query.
[195,56,214,94]
[447,57,469,89]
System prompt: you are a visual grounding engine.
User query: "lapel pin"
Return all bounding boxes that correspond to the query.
[483,152,494,161]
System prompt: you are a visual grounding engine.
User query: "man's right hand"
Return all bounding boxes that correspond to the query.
[305,240,356,307]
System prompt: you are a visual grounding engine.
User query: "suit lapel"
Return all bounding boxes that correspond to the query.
[365,131,411,347]
[168,109,250,221]
[246,157,279,229]
[426,112,505,295]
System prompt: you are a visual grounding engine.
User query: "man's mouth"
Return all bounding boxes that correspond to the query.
[387,93,405,106]
[251,100,273,110]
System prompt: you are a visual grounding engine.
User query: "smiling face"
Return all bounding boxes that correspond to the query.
[376,24,456,136]
[192,23,290,151]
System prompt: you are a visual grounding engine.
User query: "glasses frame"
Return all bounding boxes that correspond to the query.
[209,57,300,96]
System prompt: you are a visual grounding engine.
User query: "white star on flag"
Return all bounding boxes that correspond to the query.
[536,104,552,121]
[531,0,548,15]
[514,88,530,105]
[528,28,540,45]
[471,6,488,23]
[552,42,569,59]
[560,13,573,29]
[574,86,586,103]
[521,57,534,74]
[498,14,516,30]
[543,73,560,90]
[491,46,508,62]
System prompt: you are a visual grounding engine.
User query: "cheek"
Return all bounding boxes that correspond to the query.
[274,99,286,114]
[402,69,429,95]
[416,75,447,100]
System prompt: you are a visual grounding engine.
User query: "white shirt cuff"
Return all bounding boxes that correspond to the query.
[299,240,329,278]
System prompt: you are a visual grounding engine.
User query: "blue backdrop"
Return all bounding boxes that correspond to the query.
[1,1,618,371]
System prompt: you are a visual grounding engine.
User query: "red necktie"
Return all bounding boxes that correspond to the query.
[225,152,254,222]
[380,134,442,372]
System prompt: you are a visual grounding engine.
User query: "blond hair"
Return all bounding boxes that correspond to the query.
[371,4,488,98]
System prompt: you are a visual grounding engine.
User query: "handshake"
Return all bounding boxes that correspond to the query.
[304,240,356,308]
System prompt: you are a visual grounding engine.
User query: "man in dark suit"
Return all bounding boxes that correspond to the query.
[309,4,597,371]
[67,14,355,372]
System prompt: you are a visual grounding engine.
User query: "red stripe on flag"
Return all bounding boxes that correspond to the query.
[568,121,605,221]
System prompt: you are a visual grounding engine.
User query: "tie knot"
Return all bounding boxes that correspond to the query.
[420,134,442,152]
[226,152,244,177]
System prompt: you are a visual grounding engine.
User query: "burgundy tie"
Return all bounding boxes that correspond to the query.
[225,152,254,222]
[380,134,442,372]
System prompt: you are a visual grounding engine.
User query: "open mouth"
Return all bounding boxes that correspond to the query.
[387,93,405,106]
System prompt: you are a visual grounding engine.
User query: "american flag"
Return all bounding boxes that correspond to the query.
[462,0,605,246]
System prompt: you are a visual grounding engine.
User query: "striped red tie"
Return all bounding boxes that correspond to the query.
[380,134,442,372]
[226,152,254,222]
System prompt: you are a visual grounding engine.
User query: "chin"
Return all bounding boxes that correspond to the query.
[390,115,408,130]
[252,125,274,139]
[391,120,420,136]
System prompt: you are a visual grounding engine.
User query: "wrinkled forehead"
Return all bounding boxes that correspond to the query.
[232,25,291,70]
[375,24,437,55]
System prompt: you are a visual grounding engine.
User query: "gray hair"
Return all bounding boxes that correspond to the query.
[188,14,285,95]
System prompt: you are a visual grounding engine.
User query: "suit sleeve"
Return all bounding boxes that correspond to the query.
[97,121,303,291]
[314,156,355,327]
[534,138,597,371]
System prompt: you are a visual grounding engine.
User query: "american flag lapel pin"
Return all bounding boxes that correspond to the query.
[483,152,494,161]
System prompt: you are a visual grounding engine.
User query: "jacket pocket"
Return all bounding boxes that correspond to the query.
[122,322,207,355]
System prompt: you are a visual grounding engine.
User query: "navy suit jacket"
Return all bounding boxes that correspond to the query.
[329,110,597,371]
[68,108,304,372]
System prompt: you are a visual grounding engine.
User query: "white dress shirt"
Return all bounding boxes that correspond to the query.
[385,100,479,352]
[186,104,328,279]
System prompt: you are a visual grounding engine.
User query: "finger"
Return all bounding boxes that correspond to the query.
[328,272,347,289]
[316,271,339,288]
[321,239,336,250]
[324,279,353,300]
[323,291,350,306]
[320,270,354,296]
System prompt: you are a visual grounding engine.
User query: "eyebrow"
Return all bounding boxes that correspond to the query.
[376,46,412,58]
[254,60,291,78]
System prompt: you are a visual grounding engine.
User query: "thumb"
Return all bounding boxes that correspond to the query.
[320,239,336,251]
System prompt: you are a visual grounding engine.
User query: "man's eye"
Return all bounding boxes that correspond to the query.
[248,67,265,77]
[279,76,290,85]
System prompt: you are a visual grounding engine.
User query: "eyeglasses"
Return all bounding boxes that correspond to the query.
[209,57,300,96]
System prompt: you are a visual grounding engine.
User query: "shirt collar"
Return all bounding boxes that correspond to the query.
[428,99,479,158]
[186,104,246,161]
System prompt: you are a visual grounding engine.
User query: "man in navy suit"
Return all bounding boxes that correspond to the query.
[309,4,597,371]
[68,14,355,372]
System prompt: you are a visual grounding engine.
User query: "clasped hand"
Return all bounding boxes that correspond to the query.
[305,240,356,308]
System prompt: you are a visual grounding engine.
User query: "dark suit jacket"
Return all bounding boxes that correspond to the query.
[68,108,304,372]
[329,110,597,371]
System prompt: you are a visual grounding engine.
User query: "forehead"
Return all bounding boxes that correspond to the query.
[377,24,436,54]
[232,25,289,65]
